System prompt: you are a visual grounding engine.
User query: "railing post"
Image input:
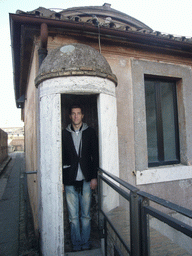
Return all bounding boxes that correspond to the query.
[98,170,104,236]
[140,198,150,256]
[130,191,140,256]
[98,170,107,255]
[104,218,108,256]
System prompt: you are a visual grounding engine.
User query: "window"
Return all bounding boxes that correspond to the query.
[145,78,180,167]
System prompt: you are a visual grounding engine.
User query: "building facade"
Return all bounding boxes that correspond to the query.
[2,127,24,152]
[9,4,192,255]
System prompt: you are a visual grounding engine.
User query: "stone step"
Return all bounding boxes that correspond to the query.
[65,248,103,256]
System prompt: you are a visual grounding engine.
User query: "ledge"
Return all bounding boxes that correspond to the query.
[136,164,192,185]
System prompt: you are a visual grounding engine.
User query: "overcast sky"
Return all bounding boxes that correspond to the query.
[0,0,191,128]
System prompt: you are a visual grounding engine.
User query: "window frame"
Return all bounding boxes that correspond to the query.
[144,76,180,167]
[131,59,192,184]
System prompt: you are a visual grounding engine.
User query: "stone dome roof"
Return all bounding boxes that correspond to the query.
[35,43,117,86]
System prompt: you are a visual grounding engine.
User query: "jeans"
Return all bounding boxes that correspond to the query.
[65,180,91,250]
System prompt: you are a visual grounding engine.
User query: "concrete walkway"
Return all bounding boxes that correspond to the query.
[107,205,192,256]
[65,248,103,256]
[0,153,102,256]
[0,152,39,256]
[0,153,23,255]
[1,152,191,256]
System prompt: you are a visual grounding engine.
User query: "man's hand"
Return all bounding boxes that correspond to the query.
[90,178,97,190]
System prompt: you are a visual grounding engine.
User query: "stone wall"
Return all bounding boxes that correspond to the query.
[0,129,8,164]
[24,35,192,253]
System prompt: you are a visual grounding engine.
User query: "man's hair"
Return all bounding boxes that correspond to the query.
[69,104,84,114]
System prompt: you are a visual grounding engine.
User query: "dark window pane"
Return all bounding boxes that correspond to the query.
[145,78,180,167]
[145,80,158,162]
[161,82,177,161]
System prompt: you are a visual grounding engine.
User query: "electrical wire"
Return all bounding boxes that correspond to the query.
[97,24,101,54]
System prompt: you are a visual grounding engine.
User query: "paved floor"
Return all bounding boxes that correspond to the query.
[0,153,102,256]
[0,153,23,255]
[1,152,191,256]
[107,204,192,256]
[65,248,103,256]
[0,152,39,256]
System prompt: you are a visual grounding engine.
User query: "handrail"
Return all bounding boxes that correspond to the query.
[144,205,192,238]
[98,167,139,192]
[98,168,192,256]
[98,167,192,219]
[138,190,192,219]
[99,172,131,201]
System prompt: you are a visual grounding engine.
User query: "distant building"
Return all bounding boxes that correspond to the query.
[9,4,192,255]
[2,127,24,152]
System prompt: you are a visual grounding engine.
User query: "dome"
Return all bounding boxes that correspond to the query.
[18,4,152,32]
[35,43,117,86]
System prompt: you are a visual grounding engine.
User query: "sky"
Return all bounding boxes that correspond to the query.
[0,0,192,128]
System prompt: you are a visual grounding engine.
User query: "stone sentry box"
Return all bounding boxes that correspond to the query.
[35,43,120,255]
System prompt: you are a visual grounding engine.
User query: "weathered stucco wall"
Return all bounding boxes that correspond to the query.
[105,54,136,185]
[97,45,192,210]
[38,35,192,210]
[24,43,39,234]
[102,45,192,210]
[23,35,192,245]
[0,129,8,164]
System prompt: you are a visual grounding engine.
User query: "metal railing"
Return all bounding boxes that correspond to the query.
[98,168,192,256]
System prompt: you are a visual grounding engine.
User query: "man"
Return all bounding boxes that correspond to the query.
[62,104,99,251]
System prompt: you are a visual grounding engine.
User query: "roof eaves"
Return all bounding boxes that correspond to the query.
[9,12,192,107]
[10,12,192,47]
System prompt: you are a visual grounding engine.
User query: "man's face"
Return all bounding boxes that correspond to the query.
[70,108,84,126]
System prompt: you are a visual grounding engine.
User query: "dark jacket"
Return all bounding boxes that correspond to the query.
[62,125,99,185]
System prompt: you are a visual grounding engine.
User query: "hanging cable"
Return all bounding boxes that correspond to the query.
[92,15,102,54]
[98,24,101,54]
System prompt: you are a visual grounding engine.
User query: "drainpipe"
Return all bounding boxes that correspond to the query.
[38,23,48,68]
